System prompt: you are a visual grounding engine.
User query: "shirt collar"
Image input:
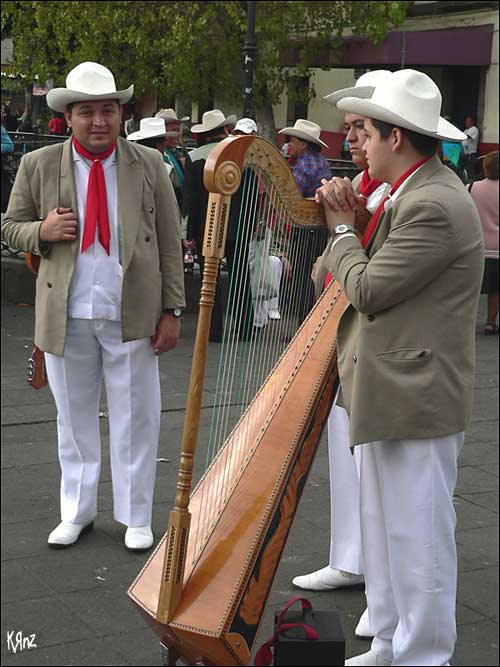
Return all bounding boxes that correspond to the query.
[72,143,117,168]
[384,162,427,211]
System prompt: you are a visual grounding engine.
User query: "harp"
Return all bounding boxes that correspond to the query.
[128,135,348,665]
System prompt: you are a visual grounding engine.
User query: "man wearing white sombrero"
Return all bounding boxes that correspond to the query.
[127,117,183,206]
[314,69,484,666]
[277,120,332,325]
[293,73,393,643]
[182,109,240,341]
[3,62,185,552]
[155,108,189,201]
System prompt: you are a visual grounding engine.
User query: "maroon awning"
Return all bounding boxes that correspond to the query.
[342,25,494,67]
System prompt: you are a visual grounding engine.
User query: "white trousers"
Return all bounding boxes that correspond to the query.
[253,255,283,328]
[360,433,464,666]
[327,400,364,574]
[45,318,161,527]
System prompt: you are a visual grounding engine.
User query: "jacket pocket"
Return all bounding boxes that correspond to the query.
[376,348,432,362]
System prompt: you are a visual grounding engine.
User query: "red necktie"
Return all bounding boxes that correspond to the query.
[324,157,431,288]
[73,137,117,255]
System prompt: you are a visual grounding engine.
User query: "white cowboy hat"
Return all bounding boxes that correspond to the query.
[155,108,190,122]
[278,119,329,148]
[126,117,178,142]
[324,69,393,106]
[47,62,133,113]
[337,69,466,142]
[233,118,258,135]
[190,109,237,134]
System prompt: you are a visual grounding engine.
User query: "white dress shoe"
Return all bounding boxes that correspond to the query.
[292,565,364,591]
[48,521,94,549]
[268,309,281,320]
[125,524,154,551]
[355,607,373,638]
[345,650,391,666]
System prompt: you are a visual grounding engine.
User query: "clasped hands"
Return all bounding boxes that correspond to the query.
[315,177,370,237]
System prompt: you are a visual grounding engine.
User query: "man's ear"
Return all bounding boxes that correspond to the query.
[392,127,404,153]
[64,109,72,127]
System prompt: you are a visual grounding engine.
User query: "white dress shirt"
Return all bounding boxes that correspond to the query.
[67,145,122,321]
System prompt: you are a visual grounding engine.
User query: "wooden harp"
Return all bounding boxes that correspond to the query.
[128,136,348,665]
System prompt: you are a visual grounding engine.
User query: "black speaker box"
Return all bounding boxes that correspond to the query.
[273,608,345,666]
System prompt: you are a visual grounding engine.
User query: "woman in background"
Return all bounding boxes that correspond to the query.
[470,151,499,334]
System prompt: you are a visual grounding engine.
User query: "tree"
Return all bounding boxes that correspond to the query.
[2,1,408,136]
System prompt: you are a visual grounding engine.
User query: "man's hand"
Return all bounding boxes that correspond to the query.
[39,208,78,242]
[151,314,181,356]
[315,176,361,212]
[311,256,321,282]
[315,177,358,234]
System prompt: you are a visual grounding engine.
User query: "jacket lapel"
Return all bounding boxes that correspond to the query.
[116,137,143,272]
[58,139,80,263]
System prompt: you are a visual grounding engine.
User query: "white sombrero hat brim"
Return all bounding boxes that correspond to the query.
[155,109,190,122]
[47,86,134,113]
[324,85,375,106]
[324,70,394,107]
[337,96,466,142]
[278,127,329,149]
[127,129,179,142]
[191,113,237,134]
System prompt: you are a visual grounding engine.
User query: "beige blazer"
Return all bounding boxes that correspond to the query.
[2,137,185,356]
[325,156,484,446]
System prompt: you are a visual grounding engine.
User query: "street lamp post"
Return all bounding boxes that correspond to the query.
[243,1,257,118]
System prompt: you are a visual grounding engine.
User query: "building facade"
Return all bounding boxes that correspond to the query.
[272,1,499,158]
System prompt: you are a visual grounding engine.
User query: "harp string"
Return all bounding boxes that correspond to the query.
[192,161,328,560]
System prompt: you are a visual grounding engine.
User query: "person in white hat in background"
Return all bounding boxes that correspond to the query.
[182,109,240,341]
[232,117,258,136]
[2,62,185,553]
[155,108,190,205]
[128,116,183,207]
[230,117,283,328]
[292,71,393,643]
[315,69,483,666]
[277,119,332,327]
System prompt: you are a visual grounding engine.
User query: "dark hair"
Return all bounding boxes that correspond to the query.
[371,118,439,157]
[197,127,227,146]
[137,137,164,150]
[483,151,499,180]
[307,142,322,153]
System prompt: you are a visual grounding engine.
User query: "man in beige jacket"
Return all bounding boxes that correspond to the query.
[317,70,483,666]
[2,62,185,551]
[293,72,392,643]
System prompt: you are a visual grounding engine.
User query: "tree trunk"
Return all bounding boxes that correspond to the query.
[255,85,277,145]
[136,88,158,119]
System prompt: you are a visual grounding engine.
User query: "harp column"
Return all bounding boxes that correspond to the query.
[156,159,242,623]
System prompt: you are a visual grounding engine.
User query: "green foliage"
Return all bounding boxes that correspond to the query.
[2,1,408,109]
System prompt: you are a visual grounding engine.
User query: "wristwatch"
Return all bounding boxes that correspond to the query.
[334,224,357,236]
[163,308,182,318]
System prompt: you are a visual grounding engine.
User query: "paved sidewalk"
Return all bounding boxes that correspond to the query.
[1,294,498,666]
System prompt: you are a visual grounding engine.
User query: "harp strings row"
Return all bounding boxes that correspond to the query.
[192,166,328,560]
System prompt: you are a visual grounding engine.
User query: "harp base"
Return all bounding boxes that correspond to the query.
[156,509,191,624]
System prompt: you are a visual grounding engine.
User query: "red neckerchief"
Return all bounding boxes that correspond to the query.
[358,169,383,205]
[361,156,431,248]
[73,137,117,255]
